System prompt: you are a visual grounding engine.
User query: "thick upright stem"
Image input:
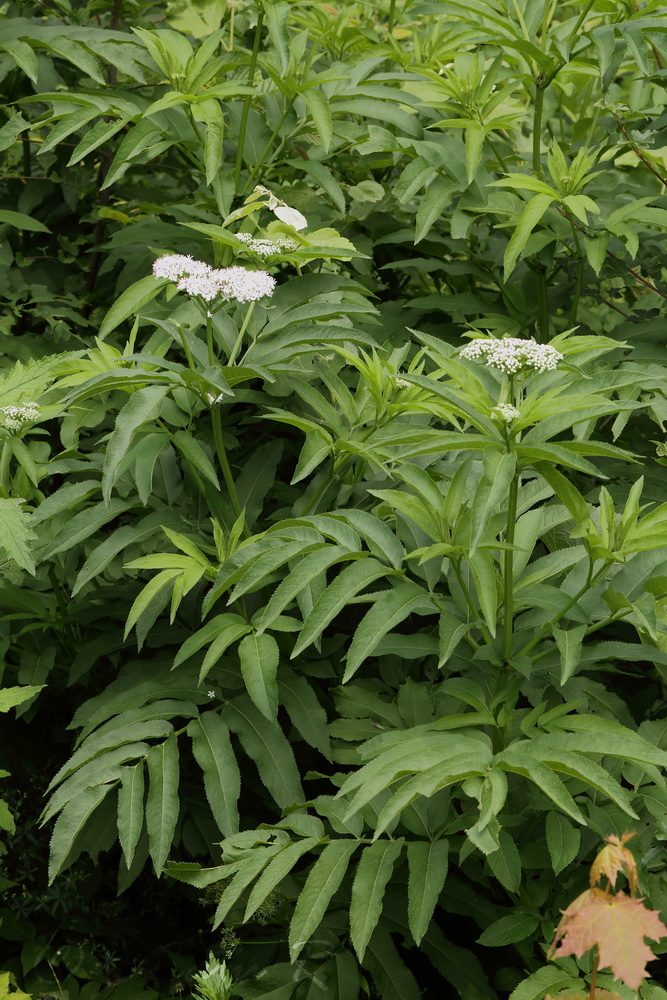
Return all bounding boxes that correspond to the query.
[589,945,599,1000]
[233,8,265,194]
[568,218,584,327]
[502,470,519,663]
[206,314,243,522]
[227,301,255,365]
[532,84,545,179]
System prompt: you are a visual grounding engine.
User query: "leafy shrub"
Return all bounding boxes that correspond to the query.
[3,1,667,999]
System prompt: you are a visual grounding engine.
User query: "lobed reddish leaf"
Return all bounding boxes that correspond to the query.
[551,890,667,990]
[590,832,638,895]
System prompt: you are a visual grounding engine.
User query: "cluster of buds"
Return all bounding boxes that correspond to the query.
[236,233,298,258]
[153,255,276,304]
[460,337,563,374]
[1,402,40,432]
[492,403,521,422]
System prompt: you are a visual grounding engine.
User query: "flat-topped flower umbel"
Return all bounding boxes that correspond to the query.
[460,337,563,374]
[152,255,276,303]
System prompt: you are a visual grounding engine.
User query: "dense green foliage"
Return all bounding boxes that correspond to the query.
[4,0,667,998]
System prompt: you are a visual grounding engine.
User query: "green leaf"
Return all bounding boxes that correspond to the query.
[503,193,555,280]
[477,911,538,947]
[103,385,170,502]
[188,713,240,837]
[415,176,459,243]
[545,811,580,875]
[486,829,521,892]
[225,696,304,808]
[0,209,50,233]
[244,837,321,921]
[553,624,587,685]
[99,275,170,340]
[145,735,180,875]
[289,840,358,960]
[344,582,433,682]
[0,684,44,712]
[292,558,391,658]
[278,668,330,759]
[117,762,145,868]
[508,966,581,1000]
[238,632,280,721]
[263,0,291,74]
[49,783,115,883]
[407,839,449,945]
[350,838,404,960]
[470,449,516,553]
[301,88,332,152]
[172,430,219,488]
[0,499,36,573]
[213,851,283,927]
[363,925,421,1000]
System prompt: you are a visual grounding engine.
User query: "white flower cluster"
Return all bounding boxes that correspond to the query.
[1,402,39,431]
[460,337,563,374]
[395,377,413,389]
[492,403,521,422]
[236,233,297,258]
[152,255,276,303]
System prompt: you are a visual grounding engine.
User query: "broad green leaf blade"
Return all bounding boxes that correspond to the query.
[350,838,404,960]
[477,912,538,947]
[486,830,521,892]
[278,668,330,759]
[103,385,170,502]
[0,684,43,712]
[507,966,581,1000]
[293,558,391,658]
[504,193,554,279]
[244,837,321,921]
[224,696,304,808]
[0,209,50,233]
[238,632,280,720]
[553,624,588,686]
[49,783,115,883]
[99,275,169,339]
[117,762,144,868]
[188,713,240,836]
[145,735,180,875]
[545,811,580,875]
[344,582,433,682]
[363,925,421,1000]
[407,839,449,945]
[289,840,358,960]
[470,449,516,554]
[0,499,36,573]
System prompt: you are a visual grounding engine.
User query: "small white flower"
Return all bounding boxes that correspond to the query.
[395,377,412,389]
[460,337,562,374]
[206,392,226,405]
[154,255,276,304]
[1,402,40,431]
[218,266,276,303]
[153,254,210,281]
[207,690,216,699]
[492,403,521,422]
[236,233,297,258]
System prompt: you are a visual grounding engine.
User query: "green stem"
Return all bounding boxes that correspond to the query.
[227,301,255,365]
[537,267,549,342]
[212,407,243,522]
[233,8,265,194]
[502,470,519,663]
[205,313,244,523]
[453,560,493,647]
[533,83,545,179]
[0,440,10,494]
[179,326,197,371]
[568,217,584,327]
[589,944,599,1000]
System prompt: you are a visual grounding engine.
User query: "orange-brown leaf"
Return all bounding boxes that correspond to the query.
[552,891,667,990]
[590,833,638,894]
